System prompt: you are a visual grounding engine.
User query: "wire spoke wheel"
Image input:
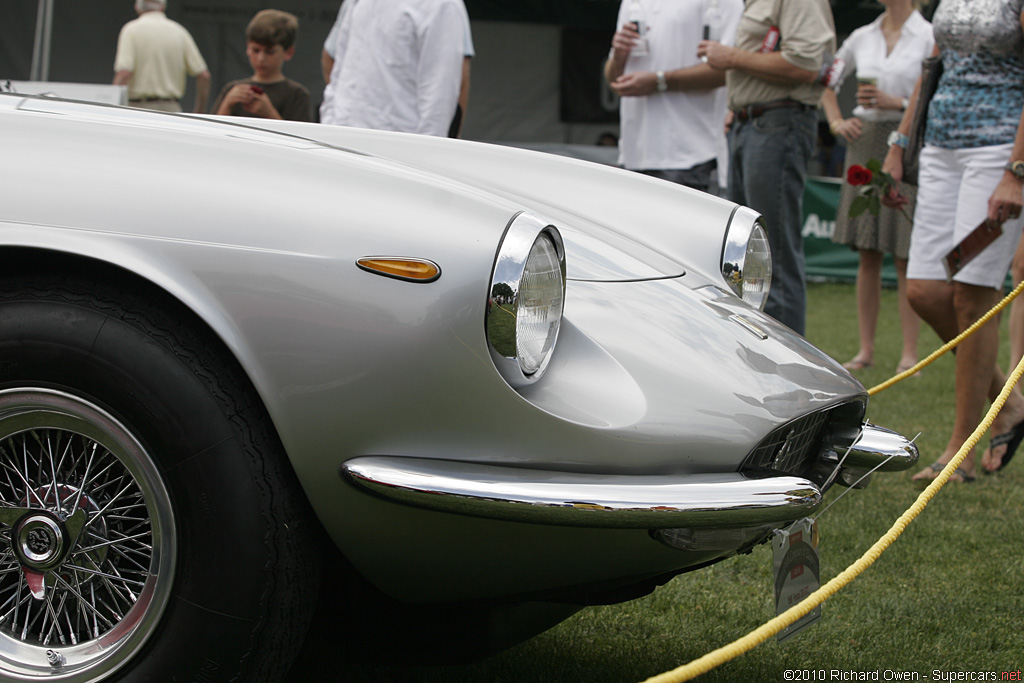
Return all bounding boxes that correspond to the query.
[0,388,175,681]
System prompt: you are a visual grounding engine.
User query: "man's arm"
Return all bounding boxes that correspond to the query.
[610,63,725,97]
[322,1,351,87]
[112,25,133,88]
[697,42,818,85]
[458,56,471,119]
[193,70,211,113]
[322,50,335,85]
[447,56,471,138]
[604,23,638,85]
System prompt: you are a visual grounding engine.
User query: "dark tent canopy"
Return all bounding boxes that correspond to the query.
[0,0,938,143]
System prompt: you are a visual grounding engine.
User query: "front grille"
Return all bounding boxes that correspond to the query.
[740,400,865,486]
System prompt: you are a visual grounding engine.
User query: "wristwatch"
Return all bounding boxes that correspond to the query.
[1006,160,1024,181]
[656,71,668,92]
[887,131,909,149]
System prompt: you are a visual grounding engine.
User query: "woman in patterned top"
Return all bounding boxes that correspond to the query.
[884,0,1024,483]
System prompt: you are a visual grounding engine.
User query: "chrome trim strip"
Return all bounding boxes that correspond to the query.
[843,423,919,472]
[729,314,768,341]
[341,456,821,529]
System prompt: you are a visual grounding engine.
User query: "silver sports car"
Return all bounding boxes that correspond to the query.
[0,93,916,682]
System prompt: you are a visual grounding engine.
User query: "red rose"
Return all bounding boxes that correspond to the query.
[847,164,873,186]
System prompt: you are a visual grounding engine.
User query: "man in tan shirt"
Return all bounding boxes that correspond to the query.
[113,0,211,113]
[698,0,836,335]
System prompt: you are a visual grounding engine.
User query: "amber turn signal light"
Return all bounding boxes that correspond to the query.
[356,257,441,283]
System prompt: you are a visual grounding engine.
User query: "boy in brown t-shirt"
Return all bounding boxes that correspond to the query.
[211,9,312,121]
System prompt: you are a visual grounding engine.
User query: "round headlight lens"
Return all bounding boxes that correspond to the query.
[722,208,772,310]
[517,234,564,374]
[741,222,771,310]
[486,214,566,386]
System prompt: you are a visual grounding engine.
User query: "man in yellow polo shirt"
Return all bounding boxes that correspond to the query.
[113,0,211,113]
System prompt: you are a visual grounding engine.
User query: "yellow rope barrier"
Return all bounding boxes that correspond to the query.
[640,284,1024,683]
[642,352,1024,683]
[868,280,1024,396]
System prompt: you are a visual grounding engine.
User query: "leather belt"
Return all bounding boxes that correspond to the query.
[129,96,178,103]
[733,99,813,122]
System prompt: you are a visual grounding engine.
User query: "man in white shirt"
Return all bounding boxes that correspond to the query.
[605,0,743,194]
[320,0,471,137]
[113,0,210,113]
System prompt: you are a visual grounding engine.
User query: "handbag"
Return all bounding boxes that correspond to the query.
[902,55,943,186]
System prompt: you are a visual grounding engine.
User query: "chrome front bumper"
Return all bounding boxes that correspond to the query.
[837,422,918,472]
[340,424,917,530]
[343,457,821,529]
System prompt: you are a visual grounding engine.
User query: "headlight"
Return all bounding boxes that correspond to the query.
[486,212,566,386]
[722,206,772,310]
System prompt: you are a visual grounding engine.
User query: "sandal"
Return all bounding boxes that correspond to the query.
[843,358,873,371]
[912,461,975,484]
[985,417,1024,472]
[947,467,976,483]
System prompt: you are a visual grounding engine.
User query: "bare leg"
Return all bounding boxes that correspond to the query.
[907,278,955,341]
[894,257,920,371]
[945,282,1002,478]
[908,280,1024,478]
[845,249,883,369]
[1008,241,1024,369]
[979,242,1024,470]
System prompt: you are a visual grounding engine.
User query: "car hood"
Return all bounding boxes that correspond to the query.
[201,116,741,285]
[0,95,736,284]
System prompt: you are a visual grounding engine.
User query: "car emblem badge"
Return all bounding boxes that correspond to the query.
[18,516,64,565]
[26,527,53,555]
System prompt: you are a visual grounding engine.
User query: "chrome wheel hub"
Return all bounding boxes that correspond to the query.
[16,513,66,568]
[0,389,176,681]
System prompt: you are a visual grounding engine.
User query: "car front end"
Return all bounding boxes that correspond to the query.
[0,95,918,676]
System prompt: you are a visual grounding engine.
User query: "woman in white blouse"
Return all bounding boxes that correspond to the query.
[821,0,934,375]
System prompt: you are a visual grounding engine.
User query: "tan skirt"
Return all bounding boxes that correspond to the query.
[832,119,916,259]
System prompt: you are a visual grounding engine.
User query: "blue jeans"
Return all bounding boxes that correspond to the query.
[727,108,816,335]
[640,159,718,194]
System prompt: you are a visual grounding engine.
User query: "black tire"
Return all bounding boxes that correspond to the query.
[0,273,321,682]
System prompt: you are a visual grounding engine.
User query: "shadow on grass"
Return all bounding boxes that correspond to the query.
[287,617,705,683]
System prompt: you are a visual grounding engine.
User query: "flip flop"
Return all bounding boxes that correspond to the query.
[948,467,976,483]
[843,358,873,371]
[987,417,1024,472]
[912,461,975,484]
[911,461,942,482]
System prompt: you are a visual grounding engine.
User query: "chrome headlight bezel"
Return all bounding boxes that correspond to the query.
[486,212,566,387]
[722,206,772,310]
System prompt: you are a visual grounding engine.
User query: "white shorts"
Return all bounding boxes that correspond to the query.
[908,143,1023,288]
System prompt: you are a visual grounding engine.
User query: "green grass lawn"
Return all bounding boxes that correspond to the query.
[325,282,1024,682]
